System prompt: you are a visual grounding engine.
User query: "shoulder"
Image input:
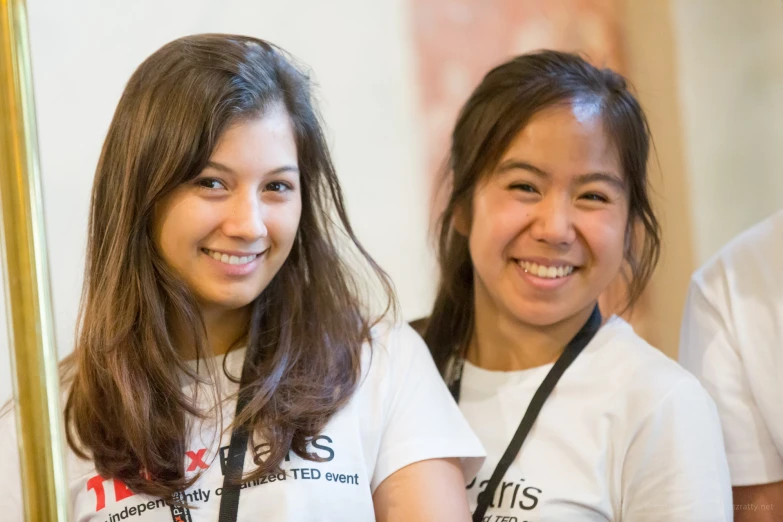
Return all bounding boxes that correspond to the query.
[369,319,427,346]
[611,325,733,520]
[357,320,485,489]
[591,317,692,381]
[711,209,783,265]
[590,318,714,412]
[683,211,783,367]
[691,209,783,299]
[355,319,448,403]
[364,320,432,368]
[357,321,435,392]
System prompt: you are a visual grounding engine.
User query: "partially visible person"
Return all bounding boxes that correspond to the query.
[680,209,783,522]
[420,50,732,521]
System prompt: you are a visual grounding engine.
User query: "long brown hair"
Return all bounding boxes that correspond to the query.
[425,50,660,375]
[64,34,395,500]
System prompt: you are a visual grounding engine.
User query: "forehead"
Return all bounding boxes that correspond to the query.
[210,109,297,164]
[499,102,622,176]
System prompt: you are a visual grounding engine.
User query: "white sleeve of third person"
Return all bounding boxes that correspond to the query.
[620,377,732,522]
[679,277,783,486]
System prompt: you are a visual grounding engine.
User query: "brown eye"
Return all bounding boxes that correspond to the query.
[581,192,609,203]
[510,183,538,194]
[265,181,293,192]
[195,178,226,190]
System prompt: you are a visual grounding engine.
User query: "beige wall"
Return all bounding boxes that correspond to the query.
[623,0,693,357]
[672,0,783,264]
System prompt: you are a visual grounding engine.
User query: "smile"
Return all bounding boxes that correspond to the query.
[201,248,261,265]
[518,260,575,279]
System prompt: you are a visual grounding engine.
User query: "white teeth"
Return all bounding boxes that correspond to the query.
[520,261,574,279]
[203,249,258,265]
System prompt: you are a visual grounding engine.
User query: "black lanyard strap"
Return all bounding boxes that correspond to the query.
[169,352,256,522]
[454,306,602,522]
[217,380,253,522]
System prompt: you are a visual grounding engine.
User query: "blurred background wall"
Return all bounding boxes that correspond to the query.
[2,0,783,404]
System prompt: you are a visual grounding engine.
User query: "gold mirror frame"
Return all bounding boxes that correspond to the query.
[1,0,70,519]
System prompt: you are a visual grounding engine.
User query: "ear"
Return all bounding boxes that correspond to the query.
[452,201,471,237]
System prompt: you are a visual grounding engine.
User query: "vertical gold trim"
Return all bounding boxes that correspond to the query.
[0,0,70,520]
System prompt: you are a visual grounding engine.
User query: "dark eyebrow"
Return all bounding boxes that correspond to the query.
[574,172,626,191]
[497,159,625,191]
[205,160,300,177]
[496,160,549,178]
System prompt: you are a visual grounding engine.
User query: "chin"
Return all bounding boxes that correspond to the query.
[197,290,261,313]
[507,300,586,328]
[219,298,257,311]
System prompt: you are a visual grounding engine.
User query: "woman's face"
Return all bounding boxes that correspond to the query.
[464,102,628,329]
[153,108,302,316]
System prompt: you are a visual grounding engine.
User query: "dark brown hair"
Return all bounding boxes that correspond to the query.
[63,34,394,500]
[424,50,660,374]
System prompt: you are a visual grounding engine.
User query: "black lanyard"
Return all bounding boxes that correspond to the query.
[452,306,602,522]
[169,353,255,522]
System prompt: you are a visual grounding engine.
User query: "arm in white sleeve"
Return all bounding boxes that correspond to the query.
[679,278,783,485]
[370,324,484,493]
[621,377,732,521]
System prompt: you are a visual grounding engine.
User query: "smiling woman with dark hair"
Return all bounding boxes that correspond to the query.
[421,50,732,521]
[0,33,484,521]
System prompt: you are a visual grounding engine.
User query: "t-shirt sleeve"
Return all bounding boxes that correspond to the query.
[679,277,783,486]
[621,377,732,522]
[0,405,25,520]
[370,324,485,493]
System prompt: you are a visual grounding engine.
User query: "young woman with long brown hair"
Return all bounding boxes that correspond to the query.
[0,34,483,521]
[419,50,732,521]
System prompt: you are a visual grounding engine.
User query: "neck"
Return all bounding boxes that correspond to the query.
[173,305,251,360]
[467,290,597,372]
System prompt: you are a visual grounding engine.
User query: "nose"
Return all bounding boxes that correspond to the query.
[222,192,268,242]
[529,194,576,247]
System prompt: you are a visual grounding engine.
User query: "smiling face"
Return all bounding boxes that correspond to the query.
[153,108,302,317]
[464,102,629,330]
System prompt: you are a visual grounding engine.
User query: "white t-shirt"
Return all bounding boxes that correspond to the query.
[0,323,485,521]
[679,209,783,487]
[460,316,732,521]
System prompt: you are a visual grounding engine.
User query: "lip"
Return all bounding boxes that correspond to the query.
[513,260,577,290]
[202,248,267,277]
[514,256,579,268]
[202,247,265,257]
